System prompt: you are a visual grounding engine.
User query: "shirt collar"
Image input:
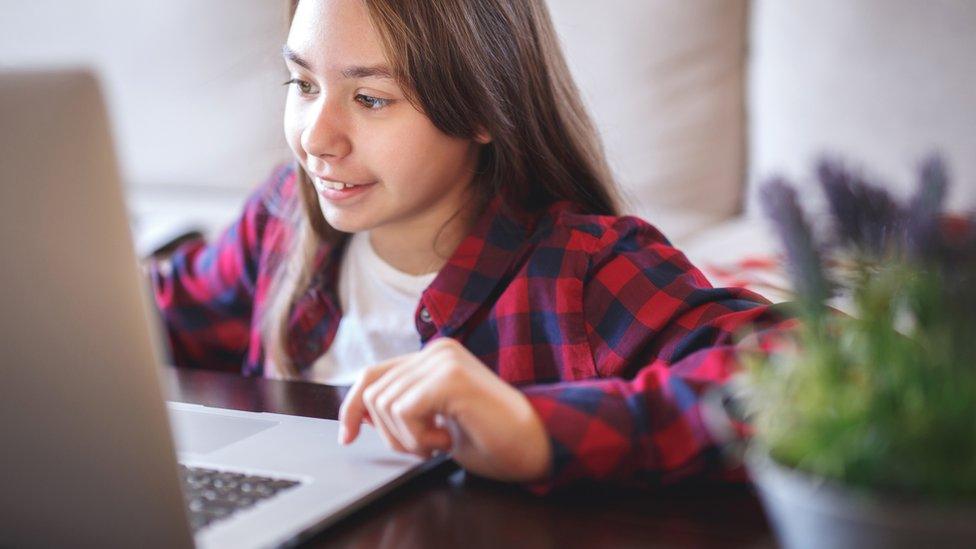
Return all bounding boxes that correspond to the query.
[292,194,560,366]
[421,195,551,335]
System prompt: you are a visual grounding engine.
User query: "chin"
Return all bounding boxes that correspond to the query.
[319,210,373,234]
[321,216,362,234]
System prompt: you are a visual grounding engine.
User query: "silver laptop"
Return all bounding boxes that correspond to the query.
[0,69,443,549]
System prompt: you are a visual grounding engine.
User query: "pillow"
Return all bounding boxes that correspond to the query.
[546,0,749,241]
[0,1,292,190]
[748,0,976,214]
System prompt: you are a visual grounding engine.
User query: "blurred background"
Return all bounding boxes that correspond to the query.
[2,0,974,297]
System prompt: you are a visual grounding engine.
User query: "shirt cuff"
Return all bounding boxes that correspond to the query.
[519,379,636,494]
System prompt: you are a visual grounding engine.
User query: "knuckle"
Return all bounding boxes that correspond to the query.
[363,400,378,420]
[426,337,454,352]
[440,358,463,376]
[376,394,393,414]
[362,384,379,404]
[390,400,408,418]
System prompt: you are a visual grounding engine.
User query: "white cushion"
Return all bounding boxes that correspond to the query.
[546,1,749,240]
[681,215,790,303]
[748,0,976,213]
[0,0,292,189]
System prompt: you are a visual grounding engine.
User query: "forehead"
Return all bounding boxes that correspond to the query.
[287,0,388,72]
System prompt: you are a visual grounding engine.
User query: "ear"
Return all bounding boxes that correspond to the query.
[473,126,492,145]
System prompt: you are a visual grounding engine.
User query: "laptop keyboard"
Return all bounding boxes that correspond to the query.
[178,464,302,531]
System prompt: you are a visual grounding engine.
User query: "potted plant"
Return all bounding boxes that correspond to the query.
[743,156,976,548]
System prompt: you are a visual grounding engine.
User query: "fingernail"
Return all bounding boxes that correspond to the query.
[337,425,347,445]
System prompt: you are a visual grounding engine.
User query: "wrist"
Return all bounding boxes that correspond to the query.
[508,392,553,482]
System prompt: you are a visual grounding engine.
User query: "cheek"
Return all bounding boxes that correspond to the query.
[411,139,474,194]
[378,125,473,191]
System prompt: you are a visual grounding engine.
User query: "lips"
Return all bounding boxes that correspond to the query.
[310,174,378,202]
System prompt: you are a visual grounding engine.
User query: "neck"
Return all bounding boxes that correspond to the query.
[368,200,478,276]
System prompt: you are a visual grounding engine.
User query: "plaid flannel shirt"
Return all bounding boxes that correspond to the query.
[151,163,789,491]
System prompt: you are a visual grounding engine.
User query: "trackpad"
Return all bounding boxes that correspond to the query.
[168,408,278,454]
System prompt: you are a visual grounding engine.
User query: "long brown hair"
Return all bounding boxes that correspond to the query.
[265,0,620,378]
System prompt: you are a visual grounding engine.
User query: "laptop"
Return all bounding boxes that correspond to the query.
[0,69,445,548]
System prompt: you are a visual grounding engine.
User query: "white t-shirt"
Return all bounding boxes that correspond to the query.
[302,231,437,386]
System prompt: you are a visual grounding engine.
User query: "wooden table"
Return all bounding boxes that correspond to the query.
[165,368,776,548]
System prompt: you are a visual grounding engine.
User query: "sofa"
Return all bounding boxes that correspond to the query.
[548,0,976,303]
[4,1,974,300]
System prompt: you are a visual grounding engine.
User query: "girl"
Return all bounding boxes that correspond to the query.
[151,0,785,491]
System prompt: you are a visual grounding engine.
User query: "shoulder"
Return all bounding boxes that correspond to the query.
[233,162,300,243]
[218,162,302,273]
[249,162,299,219]
[534,202,705,282]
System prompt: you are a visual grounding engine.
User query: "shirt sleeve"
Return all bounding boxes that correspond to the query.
[520,216,793,492]
[148,164,294,372]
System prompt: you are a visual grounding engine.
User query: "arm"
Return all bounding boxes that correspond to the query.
[521,217,792,492]
[149,164,294,372]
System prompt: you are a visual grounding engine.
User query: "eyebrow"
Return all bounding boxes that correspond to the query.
[281,45,394,80]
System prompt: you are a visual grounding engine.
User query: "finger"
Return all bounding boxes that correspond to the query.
[395,379,456,457]
[363,384,410,453]
[338,355,404,444]
[419,428,454,455]
[372,364,432,454]
[362,353,428,453]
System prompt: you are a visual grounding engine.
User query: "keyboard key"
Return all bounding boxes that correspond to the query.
[178,464,302,532]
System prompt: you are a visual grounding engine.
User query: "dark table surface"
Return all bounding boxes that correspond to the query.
[165,367,776,548]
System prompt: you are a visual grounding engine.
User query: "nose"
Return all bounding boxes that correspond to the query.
[301,96,352,161]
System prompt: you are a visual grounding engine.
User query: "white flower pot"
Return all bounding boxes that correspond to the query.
[746,450,976,549]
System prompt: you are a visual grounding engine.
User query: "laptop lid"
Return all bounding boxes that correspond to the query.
[0,69,194,548]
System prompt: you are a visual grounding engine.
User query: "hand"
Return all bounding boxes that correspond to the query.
[338,338,552,483]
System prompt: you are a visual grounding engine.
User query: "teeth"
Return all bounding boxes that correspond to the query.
[314,177,353,191]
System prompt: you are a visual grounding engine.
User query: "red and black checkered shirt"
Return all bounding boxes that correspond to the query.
[151,163,789,491]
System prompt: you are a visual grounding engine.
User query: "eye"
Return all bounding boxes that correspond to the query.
[355,94,392,111]
[283,78,317,96]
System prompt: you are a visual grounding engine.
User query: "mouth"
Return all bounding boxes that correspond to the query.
[311,175,378,201]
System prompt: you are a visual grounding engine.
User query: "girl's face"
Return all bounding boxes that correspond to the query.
[283,0,483,239]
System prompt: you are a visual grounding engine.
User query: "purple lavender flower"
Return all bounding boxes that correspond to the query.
[760,179,832,318]
[762,154,972,327]
[817,158,903,257]
[904,155,948,262]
